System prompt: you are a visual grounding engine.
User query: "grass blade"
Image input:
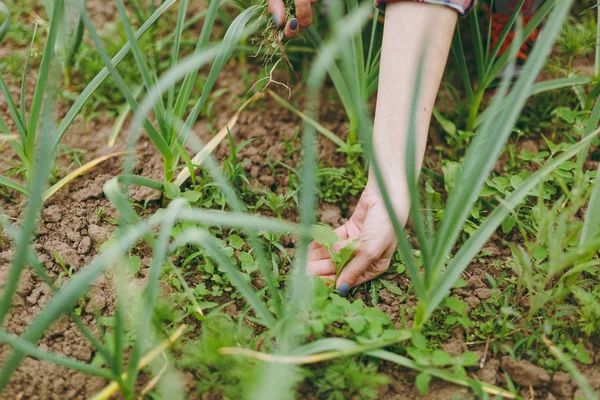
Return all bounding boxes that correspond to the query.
[431,0,573,276]
[0,2,9,41]
[25,0,63,161]
[0,70,58,327]
[125,200,186,390]
[469,6,485,84]
[54,0,176,149]
[107,85,143,147]
[0,74,27,144]
[179,6,259,146]
[90,325,186,400]
[484,0,556,88]
[485,0,525,72]
[166,0,188,137]
[172,0,222,120]
[114,0,169,137]
[543,336,599,400]
[427,130,599,319]
[0,176,29,195]
[451,26,474,103]
[20,23,38,126]
[77,1,171,162]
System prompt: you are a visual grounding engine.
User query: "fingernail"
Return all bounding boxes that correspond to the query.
[290,18,298,30]
[338,283,350,297]
[273,14,280,28]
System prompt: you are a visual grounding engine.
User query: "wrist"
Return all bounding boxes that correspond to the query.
[365,175,410,225]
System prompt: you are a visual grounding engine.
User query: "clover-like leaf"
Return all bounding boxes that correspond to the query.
[312,224,358,278]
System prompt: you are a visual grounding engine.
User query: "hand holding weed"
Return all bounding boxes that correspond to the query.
[269,0,317,38]
[308,184,398,296]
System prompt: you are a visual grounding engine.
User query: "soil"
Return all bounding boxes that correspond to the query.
[1,2,600,400]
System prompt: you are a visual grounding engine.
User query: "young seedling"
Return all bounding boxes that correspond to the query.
[312,225,359,278]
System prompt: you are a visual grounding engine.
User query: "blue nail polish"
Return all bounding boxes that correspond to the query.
[273,14,280,28]
[290,18,298,30]
[338,283,350,297]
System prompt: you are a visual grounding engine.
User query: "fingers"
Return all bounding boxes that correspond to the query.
[268,0,286,28]
[308,246,329,262]
[294,0,313,28]
[335,252,374,293]
[272,0,313,39]
[307,259,336,276]
[284,18,299,39]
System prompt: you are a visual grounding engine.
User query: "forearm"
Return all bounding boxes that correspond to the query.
[369,2,457,221]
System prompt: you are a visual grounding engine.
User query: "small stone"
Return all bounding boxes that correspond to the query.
[77,237,92,255]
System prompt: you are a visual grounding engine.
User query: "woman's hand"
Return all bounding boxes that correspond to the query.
[307,183,402,296]
[269,0,317,39]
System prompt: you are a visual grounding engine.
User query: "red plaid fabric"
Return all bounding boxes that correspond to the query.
[375,0,475,16]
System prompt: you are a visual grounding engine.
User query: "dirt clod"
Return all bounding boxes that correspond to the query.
[77,236,92,255]
[443,339,467,356]
[477,359,500,385]
[474,288,492,300]
[551,371,574,398]
[501,356,551,388]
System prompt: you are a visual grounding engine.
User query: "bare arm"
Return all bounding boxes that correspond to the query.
[371,2,457,222]
[308,2,458,294]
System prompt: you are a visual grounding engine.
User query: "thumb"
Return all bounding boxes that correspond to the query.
[335,248,374,297]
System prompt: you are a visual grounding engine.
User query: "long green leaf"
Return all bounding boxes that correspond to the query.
[0,74,27,144]
[475,76,593,128]
[484,0,525,73]
[427,131,599,319]
[54,0,176,149]
[125,199,185,390]
[431,0,573,277]
[25,0,63,161]
[179,6,258,146]
[0,75,61,389]
[0,176,29,195]
[172,0,222,120]
[543,336,599,400]
[114,0,169,136]
[20,24,37,129]
[484,0,556,88]
[77,1,171,162]
[0,2,9,41]
[166,0,189,138]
